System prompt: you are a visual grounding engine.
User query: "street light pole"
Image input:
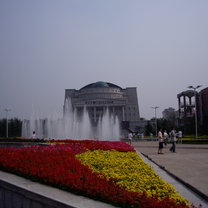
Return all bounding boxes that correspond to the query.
[188,85,202,138]
[4,109,11,138]
[151,106,159,136]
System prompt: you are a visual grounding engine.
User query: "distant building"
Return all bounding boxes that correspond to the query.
[162,107,176,120]
[199,87,208,133]
[177,87,208,133]
[177,90,195,119]
[64,81,141,132]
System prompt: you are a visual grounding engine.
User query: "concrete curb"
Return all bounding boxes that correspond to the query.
[0,178,75,208]
[0,171,115,208]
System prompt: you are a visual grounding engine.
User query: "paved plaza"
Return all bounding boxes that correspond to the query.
[132,141,208,207]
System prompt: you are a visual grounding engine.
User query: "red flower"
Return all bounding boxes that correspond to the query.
[0,141,189,208]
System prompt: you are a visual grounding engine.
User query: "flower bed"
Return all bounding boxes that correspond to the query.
[76,150,187,203]
[0,140,192,207]
[49,139,136,152]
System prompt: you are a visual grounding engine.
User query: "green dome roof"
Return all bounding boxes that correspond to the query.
[91,81,109,88]
[80,81,122,90]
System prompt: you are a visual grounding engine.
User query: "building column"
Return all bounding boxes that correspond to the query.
[183,95,186,117]
[189,97,192,105]
[94,107,96,122]
[178,97,181,117]
[122,106,125,121]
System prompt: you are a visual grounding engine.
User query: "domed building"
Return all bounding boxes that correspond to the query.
[64,81,140,132]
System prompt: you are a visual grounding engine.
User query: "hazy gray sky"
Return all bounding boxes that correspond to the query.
[0,0,208,120]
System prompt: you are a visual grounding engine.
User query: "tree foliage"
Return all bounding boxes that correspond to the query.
[0,118,22,137]
[145,121,154,136]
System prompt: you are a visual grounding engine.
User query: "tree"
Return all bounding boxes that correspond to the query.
[0,119,6,137]
[157,118,172,133]
[0,118,22,137]
[145,121,154,136]
[9,118,22,137]
[183,117,195,134]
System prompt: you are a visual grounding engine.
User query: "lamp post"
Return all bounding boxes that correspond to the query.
[188,85,202,138]
[151,106,159,136]
[4,109,11,138]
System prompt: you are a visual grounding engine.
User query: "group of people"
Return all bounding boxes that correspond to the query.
[158,128,180,154]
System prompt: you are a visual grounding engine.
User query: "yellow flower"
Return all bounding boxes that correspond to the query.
[76,150,189,205]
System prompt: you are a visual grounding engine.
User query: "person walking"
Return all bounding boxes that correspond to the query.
[177,130,183,143]
[128,132,133,145]
[170,128,177,153]
[158,129,164,154]
[163,130,168,146]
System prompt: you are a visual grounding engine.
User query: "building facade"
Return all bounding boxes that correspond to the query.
[177,87,208,133]
[199,87,208,133]
[177,90,195,120]
[64,81,140,132]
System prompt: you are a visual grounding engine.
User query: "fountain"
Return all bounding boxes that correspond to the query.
[21,99,120,141]
[97,108,120,141]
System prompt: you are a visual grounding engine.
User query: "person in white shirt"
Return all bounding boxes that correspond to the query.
[32,131,36,139]
[158,129,164,154]
[163,130,168,145]
[177,130,182,143]
[128,132,133,145]
[170,128,177,153]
